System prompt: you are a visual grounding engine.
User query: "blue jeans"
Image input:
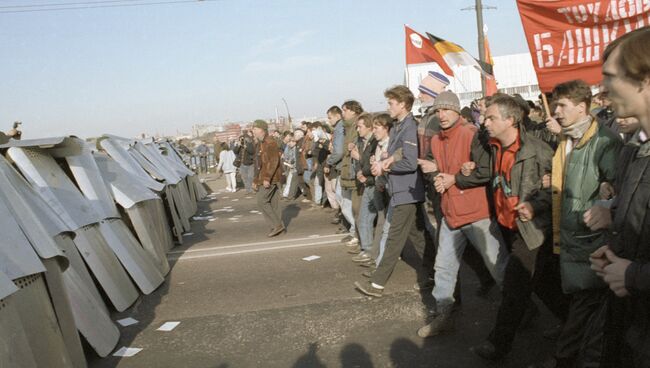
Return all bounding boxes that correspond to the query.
[432,217,509,311]
[357,186,379,251]
[313,175,323,204]
[335,179,355,235]
[375,205,393,265]
[303,159,313,186]
[283,170,294,198]
[239,164,254,192]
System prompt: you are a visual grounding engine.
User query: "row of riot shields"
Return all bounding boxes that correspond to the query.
[0,134,205,367]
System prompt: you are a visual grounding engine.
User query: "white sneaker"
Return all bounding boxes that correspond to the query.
[345,238,359,246]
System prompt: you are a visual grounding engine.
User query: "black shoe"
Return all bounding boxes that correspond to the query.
[354,281,383,297]
[413,278,435,291]
[519,302,540,330]
[417,309,455,337]
[476,279,496,298]
[542,324,563,340]
[341,235,354,243]
[470,341,506,361]
[267,225,286,237]
[335,228,348,234]
[527,357,562,368]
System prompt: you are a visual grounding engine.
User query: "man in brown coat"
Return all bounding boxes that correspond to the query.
[252,119,285,237]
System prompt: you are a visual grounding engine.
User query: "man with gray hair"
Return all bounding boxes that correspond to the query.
[472,95,568,361]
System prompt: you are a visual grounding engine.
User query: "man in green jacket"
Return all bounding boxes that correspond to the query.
[540,81,621,367]
[337,100,361,246]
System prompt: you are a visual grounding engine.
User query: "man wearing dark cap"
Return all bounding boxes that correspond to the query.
[252,119,285,237]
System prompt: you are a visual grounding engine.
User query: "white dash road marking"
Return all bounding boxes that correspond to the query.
[170,239,341,261]
[168,234,345,254]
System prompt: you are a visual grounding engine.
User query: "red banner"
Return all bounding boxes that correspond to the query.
[517,0,650,92]
[404,25,453,75]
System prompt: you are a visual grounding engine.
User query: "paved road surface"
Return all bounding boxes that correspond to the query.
[88,175,558,368]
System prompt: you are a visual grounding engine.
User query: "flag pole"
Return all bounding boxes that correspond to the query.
[541,93,552,119]
[475,0,487,97]
[405,67,410,89]
[404,24,410,89]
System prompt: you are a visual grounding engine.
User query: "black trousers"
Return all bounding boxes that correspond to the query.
[371,202,432,287]
[488,227,569,354]
[295,172,311,199]
[555,288,607,367]
[256,184,282,229]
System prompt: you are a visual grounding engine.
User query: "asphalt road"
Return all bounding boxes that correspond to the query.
[88,175,559,368]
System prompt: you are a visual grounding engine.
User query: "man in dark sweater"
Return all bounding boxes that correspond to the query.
[590,27,650,368]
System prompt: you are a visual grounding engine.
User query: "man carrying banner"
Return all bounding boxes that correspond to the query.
[590,26,650,368]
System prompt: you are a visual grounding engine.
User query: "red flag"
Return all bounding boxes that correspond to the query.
[517,0,650,92]
[405,25,453,76]
[484,35,498,96]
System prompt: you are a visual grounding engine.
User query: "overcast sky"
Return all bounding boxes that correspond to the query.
[0,0,530,138]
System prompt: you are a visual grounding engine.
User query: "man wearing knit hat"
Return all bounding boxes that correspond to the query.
[252,119,285,237]
[417,91,508,338]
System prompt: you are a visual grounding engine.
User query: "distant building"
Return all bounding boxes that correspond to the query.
[212,123,242,143]
[191,123,220,138]
[406,52,541,109]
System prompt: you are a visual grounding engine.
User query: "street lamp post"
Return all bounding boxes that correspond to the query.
[281,98,292,131]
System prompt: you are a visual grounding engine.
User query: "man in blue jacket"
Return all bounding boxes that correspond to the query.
[355,85,432,297]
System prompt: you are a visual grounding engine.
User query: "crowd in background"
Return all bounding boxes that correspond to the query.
[213,27,650,368]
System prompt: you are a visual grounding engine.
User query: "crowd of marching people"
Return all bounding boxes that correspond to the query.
[217,27,650,368]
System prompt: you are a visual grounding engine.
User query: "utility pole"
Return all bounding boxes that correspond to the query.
[476,0,487,96]
[462,0,496,97]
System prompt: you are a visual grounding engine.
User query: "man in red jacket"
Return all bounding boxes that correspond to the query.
[417,91,509,337]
